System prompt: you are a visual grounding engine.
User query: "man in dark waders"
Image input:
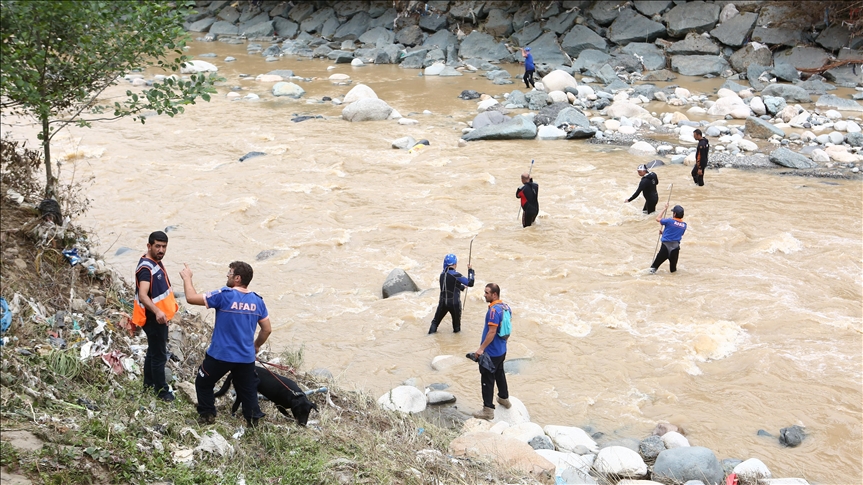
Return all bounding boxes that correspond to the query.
[692,129,709,186]
[428,254,474,334]
[624,164,659,214]
[516,173,539,227]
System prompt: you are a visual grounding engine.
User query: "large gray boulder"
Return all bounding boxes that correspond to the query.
[668,33,720,55]
[746,64,772,91]
[745,116,785,139]
[554,107,590,128]
[664,1,721,38]
[373,45,400,64]
[472,111,511,129]
[368,8,397,30]
[459,31,510,62]
[398,49,427,69]
[607,8,666,45]
[484,9,513,37]
[773,46,831,70]
[381,269,420,299]
[817,25,852,51]
[652,446,724,485]
[769,148,817,169]
[507,90,527,108]
[535,102,573,126]
[512,23,543,48]
[815,94,863,112]
[289,2,315,23]
[621,43,666,71]
[395,25,423,46]
[462,116,538,141]
[771,62,800,82]
[671,55,730,76]
[242,20,274,38]
[760,84,812,103]
[334,1,367,18]
[751,27,800,47]
[217,6,240,23]
[633,0,673,17]
[423,30,458,52]
[573,49,612,72]
[239,12,270,33]
[360,26,395,47]
[333,12,372,41]
[729,44,773,72]
[526,90,550,110]
[273,18,299,38]
[419,13,448,32]
[529,31,569,66]
[187,17,216,32]
[209,20,239,36]
[300,7,334,34]
[545,11,578,35]
[709,12,757,47]
[341,98,394,121]
[825,48,863,85]
[561,25,607,57]
[762,96,787,115]
[272,82,305,98]
[589,1,623,26]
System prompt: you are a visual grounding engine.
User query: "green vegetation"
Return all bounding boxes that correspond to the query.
[0,0,219,197]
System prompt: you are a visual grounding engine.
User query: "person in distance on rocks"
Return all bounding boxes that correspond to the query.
[624,164,659,214]
[649,203,688,274]
[472,283,511,421]
[692,129,709,186]
[133,230,179,402]
[428,254,474,334]
[180,261,271,426]
[521,46,536,89]
[516,172,540,227]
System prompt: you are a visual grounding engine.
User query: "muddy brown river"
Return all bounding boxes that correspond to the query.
[3,41,861,483]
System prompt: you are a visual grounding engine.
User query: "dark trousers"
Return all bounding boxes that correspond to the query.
[196,353,264,422]
[651,243,680,273]
[522,209,538,227]
[643,194,658,214]
[691,163,705,186]
[429,303,461,333]
[142,318,169,396]
[523,69,535,88]
[480,353,508,408]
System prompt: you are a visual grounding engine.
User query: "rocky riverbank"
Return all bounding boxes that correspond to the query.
[177,0,863,180]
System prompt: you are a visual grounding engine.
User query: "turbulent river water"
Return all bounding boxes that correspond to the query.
[4,41,862,482]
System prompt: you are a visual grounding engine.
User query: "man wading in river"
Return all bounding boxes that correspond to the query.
[650,204,687,274]
[428,254,474,334]
[624,164,658,214]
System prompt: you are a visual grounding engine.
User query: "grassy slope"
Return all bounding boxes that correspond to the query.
[0,196,545,485]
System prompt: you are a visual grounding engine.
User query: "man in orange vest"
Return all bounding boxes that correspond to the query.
[133,231,179,401]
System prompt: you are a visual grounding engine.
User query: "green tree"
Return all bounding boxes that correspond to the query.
[0,0,219,197]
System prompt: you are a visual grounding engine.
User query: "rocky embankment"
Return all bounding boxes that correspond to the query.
[175,0,863,179]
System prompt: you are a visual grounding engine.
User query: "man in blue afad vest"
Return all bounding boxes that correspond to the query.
[650,203,688,274]
[180,261,272,426]
[472,283,511,421]
[428,253,474,334]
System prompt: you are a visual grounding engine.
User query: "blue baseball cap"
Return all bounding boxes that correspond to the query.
[525,47,531,51]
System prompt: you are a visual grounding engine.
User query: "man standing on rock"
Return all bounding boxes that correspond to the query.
[650,203,687,274]
[133,231,179,402]
[692,129,709,186]
[521,46,535,89]
[516,172,539,227]
[180,261,271,426]
[624,164,659,214]
[472,283,511,421]
[428,254,474,334]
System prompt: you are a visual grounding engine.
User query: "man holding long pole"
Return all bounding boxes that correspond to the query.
[516,171,539,228]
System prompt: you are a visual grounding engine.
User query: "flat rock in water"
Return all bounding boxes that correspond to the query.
[462,116,537,141]
[426,390,456,405]
[653,446,724,485]
[381,268,419,298]
[378,386,426,414]
[815,94,863,112]
[745,117,785,139]
[391,136,417,150]
[769,148,817,169]
[255,249,281,261]
[341,98,393,122]
[239,151,266,162]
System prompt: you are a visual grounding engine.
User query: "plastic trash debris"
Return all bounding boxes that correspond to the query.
[101,350,125,374]
[62,248,81,266]
[232,426,245,439]
[305,386,328,396]
[0,297,12,337]
[79,341,93,360]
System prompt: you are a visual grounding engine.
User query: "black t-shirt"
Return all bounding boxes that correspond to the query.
[696,138,709,167]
